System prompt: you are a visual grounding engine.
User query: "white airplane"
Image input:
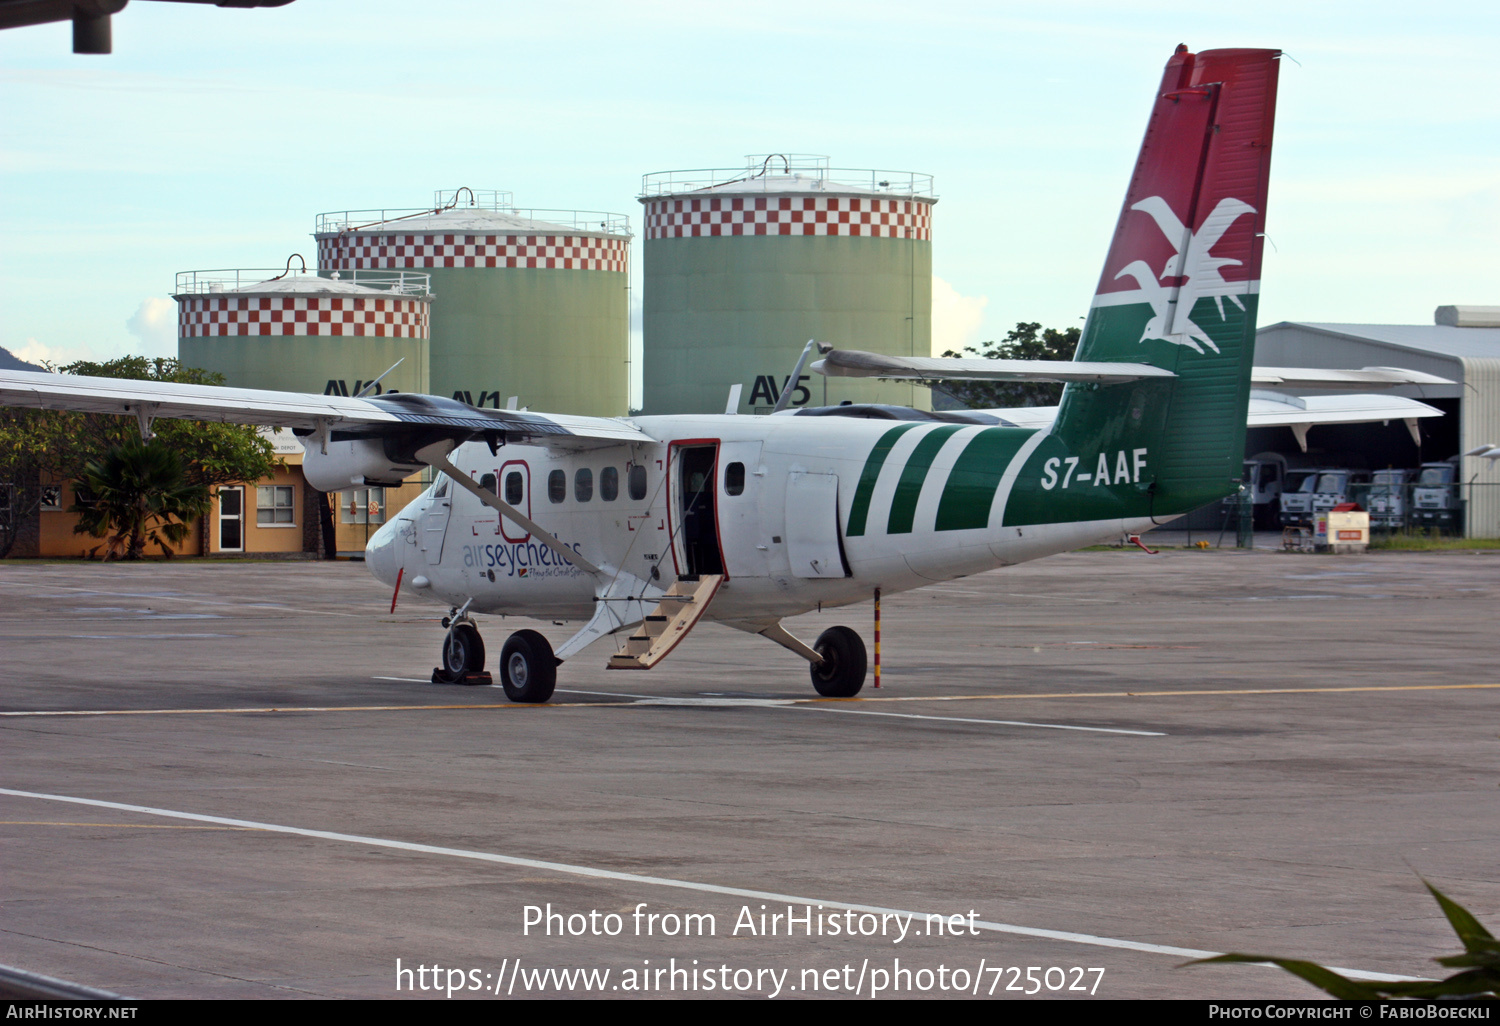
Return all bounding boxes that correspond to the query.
[0,45,1447,705]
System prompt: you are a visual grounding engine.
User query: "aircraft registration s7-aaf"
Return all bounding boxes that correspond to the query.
[0,45,1447,704]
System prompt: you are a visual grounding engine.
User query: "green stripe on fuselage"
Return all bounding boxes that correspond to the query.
[886,425,964,535]
[846,422,920,537]
[934,426,1032,532]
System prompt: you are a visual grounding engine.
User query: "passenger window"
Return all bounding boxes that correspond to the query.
[479,473,497,496]
[548,470,565,504]
[575,468,593,502]
[505,472,523,505]
[600,466,618,501]
[628,465,647,501]
[724,462,745,496]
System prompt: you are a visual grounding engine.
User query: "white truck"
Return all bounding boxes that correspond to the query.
[1227,451,1288,529]
[1365,468,1413,530]
[1410,460,1462,533]
[1279,468,1369,527]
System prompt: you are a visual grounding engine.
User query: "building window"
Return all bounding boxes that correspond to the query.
[600,466,618,502]
[257,485,296,525]
[548,470,566,503]
[340,487,386,524]
[575,468,593,502]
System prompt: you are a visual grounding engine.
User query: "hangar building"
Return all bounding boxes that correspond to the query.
[1254,306,1500,536]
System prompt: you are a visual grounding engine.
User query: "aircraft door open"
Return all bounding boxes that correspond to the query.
[670,442,725,577]
[715,441,768,578]
[784,471,849,578]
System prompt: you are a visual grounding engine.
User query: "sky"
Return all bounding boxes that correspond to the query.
[3,1,1498,407]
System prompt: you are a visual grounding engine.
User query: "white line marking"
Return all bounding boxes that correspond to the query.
[558,687,1159,734]
[0,786,1411,983]
[372,676,439,683]
[797,706,1165,736]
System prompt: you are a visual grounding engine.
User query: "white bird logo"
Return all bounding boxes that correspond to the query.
[1112,195,1256,354]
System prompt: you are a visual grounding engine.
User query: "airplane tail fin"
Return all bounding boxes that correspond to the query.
[1053,45,1281,516]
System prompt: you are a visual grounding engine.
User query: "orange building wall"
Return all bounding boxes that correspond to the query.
[38,477,202,558]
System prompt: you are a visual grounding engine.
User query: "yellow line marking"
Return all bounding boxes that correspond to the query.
[0,820,262,830]
[1,682,1495,719]
[811,683,1500,704]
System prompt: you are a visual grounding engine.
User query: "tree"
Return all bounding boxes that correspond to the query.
[0,357,280,557]
[939,321,1081,409]
[70,439,211,560]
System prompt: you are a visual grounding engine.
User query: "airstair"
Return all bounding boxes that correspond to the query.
[606,574,723,670]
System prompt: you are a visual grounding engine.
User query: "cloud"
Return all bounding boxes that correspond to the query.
[931,276,988,357]
[13,337,93,368]
[125,297,177,354]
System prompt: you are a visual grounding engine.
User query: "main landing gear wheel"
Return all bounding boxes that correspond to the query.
[500,629,557,704]
[440,622,485,681]
[810,625,867,698]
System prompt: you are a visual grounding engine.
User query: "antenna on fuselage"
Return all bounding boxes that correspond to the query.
[353,358,405,399]
[771,339,830,414]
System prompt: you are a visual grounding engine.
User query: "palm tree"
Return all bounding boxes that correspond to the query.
[69,440,211,560]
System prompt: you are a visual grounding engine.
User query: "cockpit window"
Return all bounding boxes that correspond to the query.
[433,476,449,499]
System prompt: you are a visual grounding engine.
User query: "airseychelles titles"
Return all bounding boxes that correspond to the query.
[523,903,981,943]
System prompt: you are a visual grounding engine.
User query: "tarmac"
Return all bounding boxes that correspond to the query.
[1,547,1497,1000]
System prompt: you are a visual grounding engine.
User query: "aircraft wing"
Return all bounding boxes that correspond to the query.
[0,369,653,449]
[814,348,1452,391]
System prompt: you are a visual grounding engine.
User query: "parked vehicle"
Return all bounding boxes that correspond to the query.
[1411,459,1462,533]
[1227,451,1288,529]
[1279,468,1368,526]
[1365,468,1413,530]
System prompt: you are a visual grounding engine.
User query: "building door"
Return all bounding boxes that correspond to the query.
[218,487,244,553]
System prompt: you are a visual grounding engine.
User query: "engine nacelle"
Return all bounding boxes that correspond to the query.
[302,439,426,492]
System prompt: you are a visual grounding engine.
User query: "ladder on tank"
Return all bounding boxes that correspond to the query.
[606,574,723,671]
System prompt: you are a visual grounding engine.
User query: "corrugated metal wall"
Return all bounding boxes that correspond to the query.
[1460,357,1500,537]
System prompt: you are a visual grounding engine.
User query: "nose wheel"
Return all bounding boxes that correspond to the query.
[432,617,493,685]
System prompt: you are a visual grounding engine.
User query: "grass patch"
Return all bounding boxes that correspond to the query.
[1370,531,1500,551]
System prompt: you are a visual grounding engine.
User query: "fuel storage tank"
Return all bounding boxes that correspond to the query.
[640,155,935,415]
[315,190,630,416]
[174,265,431,397]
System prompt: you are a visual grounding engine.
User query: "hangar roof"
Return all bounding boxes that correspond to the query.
[1260,322,1500,360]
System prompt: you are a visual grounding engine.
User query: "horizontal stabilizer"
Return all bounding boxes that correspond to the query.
[813,350,1450,392]
[975,392,1444,433]
[1250,366,1453,390]
[812,349,1175,385]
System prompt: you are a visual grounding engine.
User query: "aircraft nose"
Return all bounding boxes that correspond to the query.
[365,516,401,587]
